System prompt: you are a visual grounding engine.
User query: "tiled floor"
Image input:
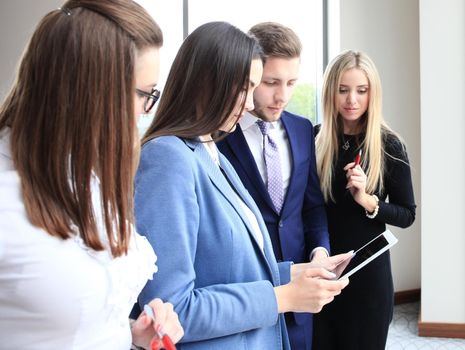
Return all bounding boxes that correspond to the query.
[386,302,465,349]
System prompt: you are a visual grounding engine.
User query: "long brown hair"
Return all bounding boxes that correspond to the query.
[0,0,163,257]
[142,21,262,144]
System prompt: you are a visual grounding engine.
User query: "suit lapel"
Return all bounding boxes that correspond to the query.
[225,127,277,212]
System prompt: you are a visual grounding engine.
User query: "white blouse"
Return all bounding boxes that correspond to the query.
[0,129,157,349]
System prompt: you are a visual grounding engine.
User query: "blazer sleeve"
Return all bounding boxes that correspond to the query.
[302,120,331,255]
[277,261,292,285]
[134,138,279,342]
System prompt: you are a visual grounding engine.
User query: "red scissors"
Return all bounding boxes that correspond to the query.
[144,304,176,350]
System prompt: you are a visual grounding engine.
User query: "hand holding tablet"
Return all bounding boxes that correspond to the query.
[333,230,398,280]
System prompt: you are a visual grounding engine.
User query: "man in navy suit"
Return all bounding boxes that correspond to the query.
[217,22,330,350]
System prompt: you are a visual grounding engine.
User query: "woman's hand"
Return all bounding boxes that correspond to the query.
[344,162,377,212]
[291,251,354,280]
[131,298,184,349]
[344,162,367,200]
[275,268,349,314]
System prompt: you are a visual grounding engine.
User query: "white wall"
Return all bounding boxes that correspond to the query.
[339,0,465,325]
[419,0,465,323]
[0,1,63,100]
[339,0,422,292]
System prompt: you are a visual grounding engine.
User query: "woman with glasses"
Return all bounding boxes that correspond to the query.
[134,21,350,350]
[0,1,183,349]
[136,87,161,114]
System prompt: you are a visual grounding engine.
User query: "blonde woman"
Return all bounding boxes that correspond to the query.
[313,50,416,350]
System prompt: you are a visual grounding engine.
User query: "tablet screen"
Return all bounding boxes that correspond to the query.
[333,230,397,280]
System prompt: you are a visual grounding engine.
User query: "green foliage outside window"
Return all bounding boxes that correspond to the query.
[285,83,317,124]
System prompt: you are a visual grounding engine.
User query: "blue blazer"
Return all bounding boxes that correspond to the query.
[135,136,291,350]
[217,112,330,346]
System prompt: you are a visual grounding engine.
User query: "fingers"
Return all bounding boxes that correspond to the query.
[149,299,170,334]
[343,162,356,170]
[132,313,152,333]
[345,166,366,191]
[345,165,364,177]
[148,298,166,330]
[286,269,351,313]
[304,266,336,280]
[305,275,349,313]
[311,273,349,292]
[323,252,354,270]
[304,269,350,295]
[332,251,355,262]
[327,277,350,291]
[148,299,184,344]
[338,277,351,286]
[163,306,184,343]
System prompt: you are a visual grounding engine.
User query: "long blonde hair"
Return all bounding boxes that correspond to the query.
[316,50,399,202]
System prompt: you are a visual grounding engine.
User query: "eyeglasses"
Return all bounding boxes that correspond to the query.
[136,87,161,113]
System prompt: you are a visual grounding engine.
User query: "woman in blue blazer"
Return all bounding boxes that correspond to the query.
[134,22,349,350]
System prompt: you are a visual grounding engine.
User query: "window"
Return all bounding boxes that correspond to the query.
[136,0,325,133]
[135,0,184,134]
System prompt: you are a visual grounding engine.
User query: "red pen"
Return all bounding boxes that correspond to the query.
[354,149,362,166]
[144,304,177,350]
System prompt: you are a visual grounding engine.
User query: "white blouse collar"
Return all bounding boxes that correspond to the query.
[201,140,220,166]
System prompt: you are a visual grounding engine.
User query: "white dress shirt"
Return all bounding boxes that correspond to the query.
[0,128,157,349]
[239,112,292,194]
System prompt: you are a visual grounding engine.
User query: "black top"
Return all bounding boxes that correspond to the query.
[327,132,416,254]
[312,126,416,350]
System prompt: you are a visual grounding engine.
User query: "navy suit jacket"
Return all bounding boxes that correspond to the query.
[135,136,291,350]
[217,111,330,330]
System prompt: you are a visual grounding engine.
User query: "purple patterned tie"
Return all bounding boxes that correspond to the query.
[256,120,284,213]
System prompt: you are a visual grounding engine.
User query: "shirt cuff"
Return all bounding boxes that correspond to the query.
[309,247,329,261]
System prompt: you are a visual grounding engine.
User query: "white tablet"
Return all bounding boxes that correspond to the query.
[333,229,398,280]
